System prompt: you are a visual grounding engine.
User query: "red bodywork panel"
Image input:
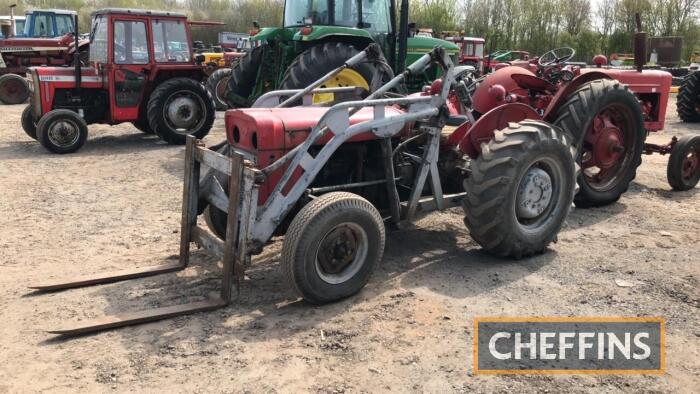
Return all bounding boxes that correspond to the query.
[225,106,405,203]
[0,35,88,75]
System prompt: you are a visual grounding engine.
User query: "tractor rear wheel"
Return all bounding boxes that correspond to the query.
[667,135,700,191]
[206,68,232,110]
[132,119,154,134]
[21,105,37,140]
[147,77,215,145]
[36,109,88,154]
[280,42,389,105]
[462,121,576,258]
[225,45,264,108]
[677,71,700,122]
[0,74,30,105]
[281,192,385,304]
[553,79,645,207]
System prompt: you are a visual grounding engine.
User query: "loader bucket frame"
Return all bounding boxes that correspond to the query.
[30,45,455,337]
[30,138,258,336]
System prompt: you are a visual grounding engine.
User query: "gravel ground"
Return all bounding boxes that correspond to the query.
[0,97,698,393]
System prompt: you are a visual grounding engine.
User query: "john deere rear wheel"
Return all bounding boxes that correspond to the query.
[677,71,700,123]
[225,45,264,108]
[280,42,388,105]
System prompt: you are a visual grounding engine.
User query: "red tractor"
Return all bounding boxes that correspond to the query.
[442,34,485,72]
[463,16,699,199]
[21,9,216,154]
[27,22,698,336]
[0,9,89,105]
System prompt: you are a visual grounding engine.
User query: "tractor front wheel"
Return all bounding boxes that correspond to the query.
[21,105,37,139]
[281,192,385,304]
[554,79,645,207]
[0,74,30,105]
[462,121,576,258]
[677,71,700,123]
[280,42,388,105]
[667,135,700,191]
[36,109,88,154]
[147,77,215,145]
[206,68,232,110]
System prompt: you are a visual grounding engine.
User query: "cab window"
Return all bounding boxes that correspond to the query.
[152,20,191,62]
[31,13,54,37]
[89,16,108,64]
[113,20,149,64]
[55,15,74,36]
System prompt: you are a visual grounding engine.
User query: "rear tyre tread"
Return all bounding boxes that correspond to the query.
[677,71,700,123]
[553,79,644,207]
[147,77,215,145]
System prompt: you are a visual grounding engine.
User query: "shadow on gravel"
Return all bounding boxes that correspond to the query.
[0,130,178,161]
[36,223,555,347]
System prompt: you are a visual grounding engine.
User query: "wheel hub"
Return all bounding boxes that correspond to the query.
[516,167,553,219]
[313,69,369,105]
[166,96,199,130]
[314,222,368,285]
[47,120,79,147]
[318,226,358,274]
[588,114,625,169]
[681,150,699,181]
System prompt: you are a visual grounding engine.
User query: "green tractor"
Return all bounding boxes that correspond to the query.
[206,0,460,110]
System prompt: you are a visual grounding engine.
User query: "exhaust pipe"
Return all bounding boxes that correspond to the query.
[74,14,81,90]
[634,13,647,73]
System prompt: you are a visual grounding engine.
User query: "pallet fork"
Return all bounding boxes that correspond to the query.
[29,137,256,336]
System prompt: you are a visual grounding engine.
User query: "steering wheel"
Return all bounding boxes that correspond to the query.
[538,47,575,67]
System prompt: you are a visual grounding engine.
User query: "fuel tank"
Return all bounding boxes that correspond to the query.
[472,66,534,114]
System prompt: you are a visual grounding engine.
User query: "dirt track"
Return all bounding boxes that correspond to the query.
[0,98,698,393]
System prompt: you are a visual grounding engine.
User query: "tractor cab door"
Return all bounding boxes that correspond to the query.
[359,0,392,58]
[108,16,150,122]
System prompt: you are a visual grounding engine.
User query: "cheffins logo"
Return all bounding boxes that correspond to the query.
[473,317,664,374]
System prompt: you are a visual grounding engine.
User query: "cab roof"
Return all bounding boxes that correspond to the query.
[91,8,187,18]
[25,9,77,15]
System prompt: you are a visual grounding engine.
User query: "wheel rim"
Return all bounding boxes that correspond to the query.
[312,69,369,105]
[515,157,562,229]
[681,145,700,182]
[163,90,206,134]
[215,76,231,105]
[0,78,27,102]
[314,222,368,285]
[580,104,636,191]
[47,119,80,148]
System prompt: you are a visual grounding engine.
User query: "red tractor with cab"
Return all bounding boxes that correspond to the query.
[21,9,216,154]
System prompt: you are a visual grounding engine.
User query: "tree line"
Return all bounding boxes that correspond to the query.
[3,0,698,64]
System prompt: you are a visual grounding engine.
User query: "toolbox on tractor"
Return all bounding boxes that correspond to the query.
[21,9,216,154]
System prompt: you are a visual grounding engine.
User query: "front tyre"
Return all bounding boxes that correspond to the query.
[667,135,700,191]
[147,77,215,145]
[462,121,576,258]
[21,105,37,139]
[36,109,88,154]
[281,192,385,304]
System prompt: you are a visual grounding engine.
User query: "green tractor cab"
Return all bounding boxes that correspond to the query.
[206,0,459,109]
